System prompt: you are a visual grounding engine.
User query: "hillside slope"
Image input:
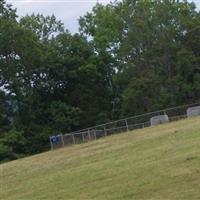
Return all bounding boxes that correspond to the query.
[1,117,200,200]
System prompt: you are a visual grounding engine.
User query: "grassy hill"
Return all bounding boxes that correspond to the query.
[1,116,200,200]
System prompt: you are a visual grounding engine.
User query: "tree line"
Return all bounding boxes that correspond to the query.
[0,0,199,162]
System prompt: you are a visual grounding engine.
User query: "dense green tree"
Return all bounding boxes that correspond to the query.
[80,0,200,116]
[0,128,26,162]
[20,14,64,41]
[49,32,112,126]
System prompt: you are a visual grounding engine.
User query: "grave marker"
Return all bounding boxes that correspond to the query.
[150,115,169,126]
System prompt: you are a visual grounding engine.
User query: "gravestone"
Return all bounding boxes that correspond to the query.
[150,114,169,126]
[187,106,200,117]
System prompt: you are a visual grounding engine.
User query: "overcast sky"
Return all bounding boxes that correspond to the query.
[7,0,200,33]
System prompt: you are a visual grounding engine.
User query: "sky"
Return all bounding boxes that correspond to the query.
[7,0,200,33]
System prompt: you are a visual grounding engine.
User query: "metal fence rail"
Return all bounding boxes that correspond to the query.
[50,102,200,150]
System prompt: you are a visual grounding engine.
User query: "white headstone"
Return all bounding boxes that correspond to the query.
[150,114,169,126]
[187,106,200,117]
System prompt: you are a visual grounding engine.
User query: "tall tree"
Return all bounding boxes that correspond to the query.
[20,14,64,41]
[80,0,200,116]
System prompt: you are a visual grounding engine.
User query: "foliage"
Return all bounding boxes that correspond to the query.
[48,101,82,132]
[20,14,64,41]
[80,0,200,116]
[0,128,26,162]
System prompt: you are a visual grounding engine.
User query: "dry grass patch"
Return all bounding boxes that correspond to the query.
[1,117,200,200]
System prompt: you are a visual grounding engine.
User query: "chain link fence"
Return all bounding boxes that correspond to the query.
[50,102,200,150]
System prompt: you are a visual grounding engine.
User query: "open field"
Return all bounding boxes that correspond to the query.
[1,116,200,200]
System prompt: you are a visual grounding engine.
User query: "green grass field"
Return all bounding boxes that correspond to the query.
[1,116,200,200]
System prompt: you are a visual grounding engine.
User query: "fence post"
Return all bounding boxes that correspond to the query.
[125,119,129,131]
[94,130,97,140]
[72,134,75,144]
[88,129,91,141]
[104,127,107,136]
[61,134,65,147]
[49,136,53,150]
[82,132,85,143]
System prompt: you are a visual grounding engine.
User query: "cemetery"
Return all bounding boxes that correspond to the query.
[50,103,200,150]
